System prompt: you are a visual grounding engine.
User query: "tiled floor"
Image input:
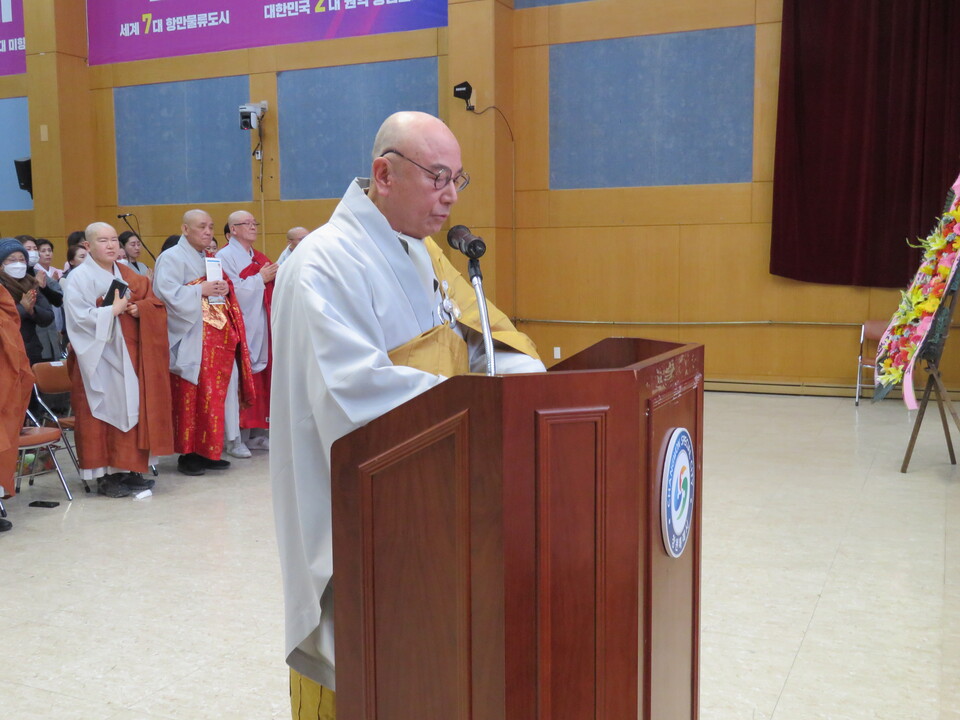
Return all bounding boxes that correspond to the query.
[1,392,957,719]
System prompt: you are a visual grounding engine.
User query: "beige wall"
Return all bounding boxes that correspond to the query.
[1,0,954,393]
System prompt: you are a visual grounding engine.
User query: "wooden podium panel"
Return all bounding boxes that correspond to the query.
[332,338,703,720]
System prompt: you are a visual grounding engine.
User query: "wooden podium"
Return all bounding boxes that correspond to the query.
[332,338,704,720]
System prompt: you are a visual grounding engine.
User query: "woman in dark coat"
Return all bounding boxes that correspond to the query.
[0,238,54,364]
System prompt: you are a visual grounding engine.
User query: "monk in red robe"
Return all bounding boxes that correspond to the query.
[152,210,255,476]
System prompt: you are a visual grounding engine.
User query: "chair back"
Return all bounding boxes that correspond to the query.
[32,361,72,394]
[862,320,888,342]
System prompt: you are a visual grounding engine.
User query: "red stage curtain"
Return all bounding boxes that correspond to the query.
[770,0,960,288]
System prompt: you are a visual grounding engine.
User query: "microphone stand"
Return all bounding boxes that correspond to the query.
[118,214,157,262]
[468,258,496,376]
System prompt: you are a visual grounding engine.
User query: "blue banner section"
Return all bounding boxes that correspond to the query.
[550,27,755,189]
[0,96,31,210]
[278,57,438,199]
[115,76,252,206]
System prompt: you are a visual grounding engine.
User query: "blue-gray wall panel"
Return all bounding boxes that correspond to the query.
[278,57,438,200]
[115,76,252,206]
[550,27,755,189]
[0,96,32,211]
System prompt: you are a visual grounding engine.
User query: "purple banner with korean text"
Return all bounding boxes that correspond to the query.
[86,0,447,66]
[0,0,26,76]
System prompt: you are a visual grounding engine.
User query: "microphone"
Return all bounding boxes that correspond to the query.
[446,225,486,259]
[117,213,133,218]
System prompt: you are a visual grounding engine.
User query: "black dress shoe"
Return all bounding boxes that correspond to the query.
[199,456,231,470]
[122,472,156,491]
[97,475,133,498]
[177,453,206,476]
[0,517,12,532]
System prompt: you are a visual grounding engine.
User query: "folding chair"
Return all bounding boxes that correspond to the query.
[855,320,888,406]
[18,410,73,501]
[30,361,84,485]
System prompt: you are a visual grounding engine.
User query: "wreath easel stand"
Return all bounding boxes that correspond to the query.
[900,273,960,472]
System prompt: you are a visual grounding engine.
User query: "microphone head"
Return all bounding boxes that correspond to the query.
[446,225,485,258]
[466,237,486,259]
[447,225,470,250]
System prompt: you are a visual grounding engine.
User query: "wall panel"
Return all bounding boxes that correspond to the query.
[0,96,31,211]
[114,75,252,206]
[549,27,755,189]
[277,57,439,200]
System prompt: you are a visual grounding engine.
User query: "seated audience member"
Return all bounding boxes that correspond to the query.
[160,235,181,254]
[0,279,34,532]
[153,210,255,476]
[62,230,86,272]
[119,231,153,278]
[277,226,309,264]
[62,244,88,281]
[207,235,220,254]
[0,239,54,364]
[17,235,64,314]
[64,222,174,498]
[35,238,63,281]
[19,236,64,359]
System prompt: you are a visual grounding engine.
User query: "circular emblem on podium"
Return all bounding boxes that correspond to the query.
[660,427,695,558]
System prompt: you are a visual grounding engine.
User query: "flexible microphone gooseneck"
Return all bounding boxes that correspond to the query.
[446,224,495,375]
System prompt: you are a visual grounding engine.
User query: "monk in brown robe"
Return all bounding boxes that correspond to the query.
[63,222,174,498]
[0,258,35,530]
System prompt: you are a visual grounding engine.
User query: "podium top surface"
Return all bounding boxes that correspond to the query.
[548,337,701,373]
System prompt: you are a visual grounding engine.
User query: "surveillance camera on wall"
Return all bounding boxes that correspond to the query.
[239,101,268,130]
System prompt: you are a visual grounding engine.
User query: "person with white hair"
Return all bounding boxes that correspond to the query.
[270,111,544,718]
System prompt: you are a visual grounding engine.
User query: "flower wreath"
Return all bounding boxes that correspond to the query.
[874,174,960,408]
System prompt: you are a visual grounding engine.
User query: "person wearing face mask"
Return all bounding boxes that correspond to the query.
[0,282,34,532]
[0,238,55,365]
[16,235,64,319]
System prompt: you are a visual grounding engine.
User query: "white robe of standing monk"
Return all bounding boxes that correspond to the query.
[217,237,269,372]
[269,178,544,691]
[63,257,139,432]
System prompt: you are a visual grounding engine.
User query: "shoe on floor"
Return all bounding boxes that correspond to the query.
[177,453,206,476]
[225,440,251,459]
[0,517,11,532]
[246,435,270,451]
[122,472,156,491]
[200,455,231,469]
[97,475,132,498]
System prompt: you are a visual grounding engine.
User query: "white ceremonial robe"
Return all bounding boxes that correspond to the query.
[217,238,269,372]
[277,245,292,264]
[63,256,139,433]
[270,178,544,690]
[152,236,206,383]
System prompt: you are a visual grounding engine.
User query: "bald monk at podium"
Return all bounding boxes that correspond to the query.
[270,111,545,719]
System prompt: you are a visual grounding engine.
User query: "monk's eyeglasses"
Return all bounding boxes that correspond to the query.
[380,149,470,192]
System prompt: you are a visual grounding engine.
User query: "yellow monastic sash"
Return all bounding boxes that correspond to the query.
[387,237,540,374]
[423,236,540,361]
[290,668,336,720]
